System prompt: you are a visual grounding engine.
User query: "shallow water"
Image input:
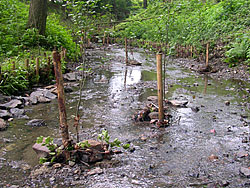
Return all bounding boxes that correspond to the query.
[1,45,250,187]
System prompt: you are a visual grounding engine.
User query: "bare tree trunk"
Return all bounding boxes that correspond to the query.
[143,0,147,9]
[27,0,48,35]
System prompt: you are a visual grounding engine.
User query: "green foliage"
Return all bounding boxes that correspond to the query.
[115,0,250,63]
[225,32,250,64]
[77,141,91,149]
[98,130,130,149]
[36,136,58,164]
[0,67,28,95]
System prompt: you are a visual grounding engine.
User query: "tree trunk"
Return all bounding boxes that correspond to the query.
[143,0,147,9]
[27,0,48,35]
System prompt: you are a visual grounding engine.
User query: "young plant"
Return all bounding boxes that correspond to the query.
[98,130,130,150]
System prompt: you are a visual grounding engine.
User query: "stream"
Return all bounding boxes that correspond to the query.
[1,45,250,187]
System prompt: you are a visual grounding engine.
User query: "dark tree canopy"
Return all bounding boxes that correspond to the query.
[27,0,48,35]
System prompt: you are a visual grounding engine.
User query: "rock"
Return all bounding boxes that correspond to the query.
[208,154,219,161]
[32,142,50,158]
[64,86,73,93]
[69,161,75,167]
[63,72,80,81]
[0,110,12,120]
[237,151,248,158]
[240,167,250,178]
[53,163,62,169]
[165,99,188,107]
[86,167,103,176]
[225,101,230,106]
[29,89,56,104]
[0,99,22,109]
[43,90,57,99]
[149,112,159,119]
[29,96,38,105]
[220,180,229,187]
[191,106,200,112]
[49,177,55,182]
[147,96,158,102]
[26,119,46,127]
[10,108,25,117]
[0,118,7,131]
[37,96,51,103]
[86,140,104,151]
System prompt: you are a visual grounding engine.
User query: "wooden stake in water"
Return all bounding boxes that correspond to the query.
[156,53,164,122]
[125,37,129,65]
[206,43,209,67]
[35,57,39,79]
[52,50,70,150]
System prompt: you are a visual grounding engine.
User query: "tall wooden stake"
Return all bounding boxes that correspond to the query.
[35,57,39,82]
[156,53,164,122]
[190,46,193,58]
[206,43,209,67]
[53,51,70,149]
[0,65,2,81]
[125,37,129,65]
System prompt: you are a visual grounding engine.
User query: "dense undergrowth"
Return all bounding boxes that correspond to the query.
[114,0,250,66]
[0,0,77,95]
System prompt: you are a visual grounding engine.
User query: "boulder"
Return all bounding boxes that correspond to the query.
[43,90,57,100]
[165,99,188,107]
[0,99,22,109]
[149,112,159,119]
[147,96,158,102]
[0,118,7,131]
[32,142,50,158]
[63,72,80,81]
[37,96,51,103]
[0,110,12,119]
[240,167,250,178]
[29,89,57,104]
[26,119,46,127]
[10,108,25,117]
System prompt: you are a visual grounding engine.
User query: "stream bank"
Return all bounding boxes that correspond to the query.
[0,44,250,187]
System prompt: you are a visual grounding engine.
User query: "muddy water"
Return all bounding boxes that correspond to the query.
[1,45,250,187]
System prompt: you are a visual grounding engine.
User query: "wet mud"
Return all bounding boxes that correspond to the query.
[0,45,250,187]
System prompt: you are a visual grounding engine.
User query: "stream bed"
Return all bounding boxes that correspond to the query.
[1,45,250,187]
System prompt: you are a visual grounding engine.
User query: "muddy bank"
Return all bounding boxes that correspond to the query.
[176,57,250,82]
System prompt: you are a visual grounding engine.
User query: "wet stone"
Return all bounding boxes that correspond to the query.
[26,119,46,127]
[10,108,25,117]
[149,112,159,119]
[0,110,12,120]
[0,99,22,109]
[0,118,7,131]
[32,142,50,158]
[240,167,250,177]
[37,96,51,103]
[86,167,103,176]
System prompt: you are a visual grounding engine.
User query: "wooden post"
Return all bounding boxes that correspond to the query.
[0,65,2,81]
[103,32,106,46]
[35,57,39,78]
[25,59,29,70]
[63,49,67,59]
[125,37,129,65]
[12,61,16,71]
[60,46,64,60]
[206,43,209,67]
[190,46,193,58]
[52,50,70,150]
[156,53,164,122]
[47,56,51,74]
[107,34,109,45]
